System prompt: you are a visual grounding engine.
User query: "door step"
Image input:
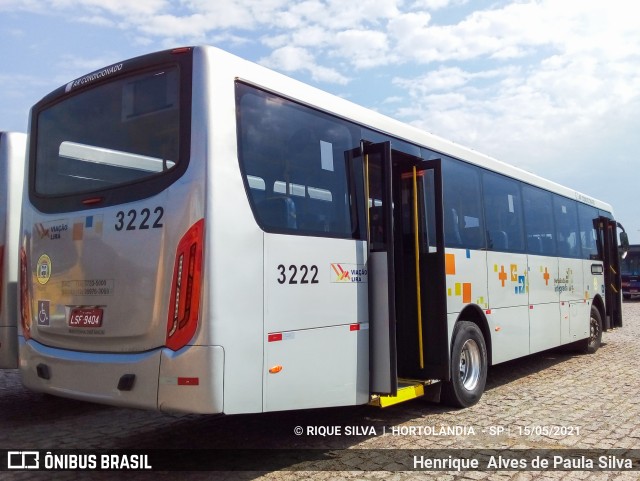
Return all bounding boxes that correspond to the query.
[369,379,439,408]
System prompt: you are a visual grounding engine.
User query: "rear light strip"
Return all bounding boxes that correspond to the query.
[166,219,204,351]
[19,247,31,340]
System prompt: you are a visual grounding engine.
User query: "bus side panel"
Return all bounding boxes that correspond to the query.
[202,47,265,414]
[444,248,489,313]
[486,252,529,364]
[263,235,369,411]
[0,132,26,369]
[559,258,587,344]
[528,255,560,353]
[265,324,368,412]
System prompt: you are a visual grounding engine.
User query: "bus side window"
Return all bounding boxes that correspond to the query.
[522,185,556,256]
[553,196,581,258]
[442,159,485,249]
[578,203,600,260]
[236,83,359,238]
[482,172,525,252]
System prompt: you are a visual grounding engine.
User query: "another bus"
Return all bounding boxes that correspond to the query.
[19,47,625,413]
[621,245,640,300]
[0,132,27,369]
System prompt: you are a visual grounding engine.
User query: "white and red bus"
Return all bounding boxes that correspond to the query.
[19,47,625,413]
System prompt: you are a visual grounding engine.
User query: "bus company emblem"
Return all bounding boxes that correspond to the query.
[330,263,368,283]
[35,220,69,241]
[331,263,350,282]
[36,254,52,285]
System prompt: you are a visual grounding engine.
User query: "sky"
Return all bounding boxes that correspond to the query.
[1,0,639,242]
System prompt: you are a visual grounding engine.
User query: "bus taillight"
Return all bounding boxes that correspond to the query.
[19,247,31,341]
[166,219,204,351]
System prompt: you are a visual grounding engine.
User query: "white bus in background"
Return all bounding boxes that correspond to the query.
[0,132,27,369]
[19,47,626,413]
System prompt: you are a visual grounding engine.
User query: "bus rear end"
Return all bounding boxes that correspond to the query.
[0,132,26,368]
[19,48,220,413]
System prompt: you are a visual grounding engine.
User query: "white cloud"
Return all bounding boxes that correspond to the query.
[410,0,467,9]
[54,0,167,16]
[261,45,314,72]
[260,45,350,85]
[0,0,168,16]
[373,0,640,179]
[333,29,391,68]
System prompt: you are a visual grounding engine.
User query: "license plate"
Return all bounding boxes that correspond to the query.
[69,308,103,328]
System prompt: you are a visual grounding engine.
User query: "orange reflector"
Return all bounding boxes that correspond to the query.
[177,377,199,386]
[269,365,283,374]
[268,333,282,342]
[350,324,360,331]
[495,326,501,332]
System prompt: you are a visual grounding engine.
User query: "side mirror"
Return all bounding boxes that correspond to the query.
[620,231,630,259]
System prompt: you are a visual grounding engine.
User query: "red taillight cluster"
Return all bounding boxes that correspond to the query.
[19,247,31,340]
[166,219,204,351]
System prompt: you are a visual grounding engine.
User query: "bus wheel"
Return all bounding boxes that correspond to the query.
[581,307,602,354]
[442,321,487,408]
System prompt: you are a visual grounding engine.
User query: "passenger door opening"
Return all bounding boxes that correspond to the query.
[363,142,448,397]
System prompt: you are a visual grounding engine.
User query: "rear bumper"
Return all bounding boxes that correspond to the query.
[19,337,162,410]
[19,338,224,414]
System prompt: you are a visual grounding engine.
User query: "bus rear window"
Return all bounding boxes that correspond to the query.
[35,67,180,196]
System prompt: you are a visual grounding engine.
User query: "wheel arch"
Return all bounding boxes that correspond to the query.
[592,294,606,326]
[456,304,492,366]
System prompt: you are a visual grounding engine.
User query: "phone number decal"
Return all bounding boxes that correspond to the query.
[61,279,114,296]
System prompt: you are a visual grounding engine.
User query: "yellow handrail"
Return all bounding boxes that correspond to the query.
[413,166,424,369]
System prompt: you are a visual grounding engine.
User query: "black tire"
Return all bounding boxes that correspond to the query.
[441,321,488,408]
[581,306,602,354]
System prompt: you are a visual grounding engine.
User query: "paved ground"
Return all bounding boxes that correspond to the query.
[1,301,639,480]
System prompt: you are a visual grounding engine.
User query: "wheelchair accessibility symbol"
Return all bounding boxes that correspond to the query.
[37,300,50,326]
